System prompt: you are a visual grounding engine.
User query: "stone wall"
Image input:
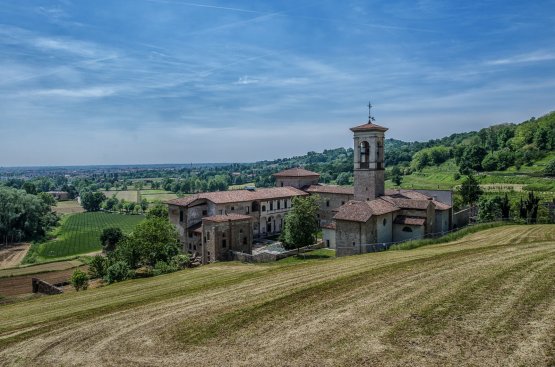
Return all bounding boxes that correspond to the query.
[32,278,63,295]
[202,218,253,263]
[314,192,353,225]
[354,169,385,201]
[276,177,319,189]
[229,242,324,263]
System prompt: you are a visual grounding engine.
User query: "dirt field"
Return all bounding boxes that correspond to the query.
[0,266,86,297]
[0,225,554,366]
[102,190,140,203]
[0,243,30,269]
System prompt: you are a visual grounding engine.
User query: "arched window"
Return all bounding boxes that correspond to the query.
[383,218,387,226]
[360,141,370,168]
[402,226,413,232]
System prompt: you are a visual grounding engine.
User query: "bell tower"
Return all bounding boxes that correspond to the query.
[351,102,387,201]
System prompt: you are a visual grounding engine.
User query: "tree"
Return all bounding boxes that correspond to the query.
[545,159,555,177]
[81,191,106,212]
[336,172,351,185]
[477,196,502,222]
[100,227,124,253]
[391,166,403,186]
[22,181,37,195]
[458,174,483,206]
[104,260,131,284]
[500,193,511,220]
[524,191,541,224]
[140,198,149,213]
[147,202,168,219]
[38,192,56,206]
[282,195,320,252]
[88,255,108,279]
[459,146,487,173]
[70,269,89,291]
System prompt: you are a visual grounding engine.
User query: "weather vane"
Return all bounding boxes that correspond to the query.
[368,101,375,122]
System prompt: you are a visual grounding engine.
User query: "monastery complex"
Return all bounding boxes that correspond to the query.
[167,118,453,262]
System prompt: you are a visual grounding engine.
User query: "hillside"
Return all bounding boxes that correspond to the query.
[1,225,554,366]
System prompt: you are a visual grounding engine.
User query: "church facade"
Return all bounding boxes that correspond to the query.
[166,117,452,262]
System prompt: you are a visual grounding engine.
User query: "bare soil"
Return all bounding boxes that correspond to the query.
[0,243,30,270]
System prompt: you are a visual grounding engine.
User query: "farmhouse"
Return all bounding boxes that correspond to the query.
[167,116,452,262]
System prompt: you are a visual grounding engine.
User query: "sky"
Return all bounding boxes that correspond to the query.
[1,0,555,166]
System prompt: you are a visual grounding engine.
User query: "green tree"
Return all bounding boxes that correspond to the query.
[477,196,502,222]
[88,255,108,279]
[37,192,56,206]
[458,174,483,206]
[100,227,124,253]
[140,198,149,213]
[147,202,168,219]
[70,269,89,291]
[105,260,131,284]
[391,166,403,186]
[282,195,320,252]
[81,191,106,212]
[544,159,555,177]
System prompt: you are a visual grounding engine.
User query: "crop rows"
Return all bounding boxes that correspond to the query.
[38,212,144,259]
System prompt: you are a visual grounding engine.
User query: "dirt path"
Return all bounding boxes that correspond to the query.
[0,243,30,270]
[0,225,554,366]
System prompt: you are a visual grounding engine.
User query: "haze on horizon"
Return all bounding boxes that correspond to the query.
[1,0,554,166]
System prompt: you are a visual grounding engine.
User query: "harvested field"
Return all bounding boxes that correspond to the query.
[0,260,82,278]
[52,200,84,215]
[101,190,140,203]
[0,243,30,270]
[0,225,554,366]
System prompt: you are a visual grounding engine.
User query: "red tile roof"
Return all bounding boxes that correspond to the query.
[167,187,307,206]
[203,214,253,223]
[381,196,431,210]
[305,185,354,195]
[322,222,336,230]
[333,198,398,222]
[273,167,320,178]
[350,122,388,132]
[393,215,426,226]
[384,189,452,210]
[432,200,451,210]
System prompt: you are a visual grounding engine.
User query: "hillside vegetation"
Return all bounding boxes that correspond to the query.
[1,225,554,366]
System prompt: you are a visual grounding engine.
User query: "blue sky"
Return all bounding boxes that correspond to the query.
[1,0,555,166]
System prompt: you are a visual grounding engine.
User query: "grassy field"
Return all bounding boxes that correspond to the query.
[52,200,85,215]
[101,190,140,203]
[1,225,554,366]
[139,189,179,203]
[29,212,144,262]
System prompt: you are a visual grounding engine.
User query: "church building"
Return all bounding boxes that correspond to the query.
[166,111,452,262]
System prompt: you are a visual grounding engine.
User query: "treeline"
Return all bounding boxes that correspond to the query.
[0,186,58,245]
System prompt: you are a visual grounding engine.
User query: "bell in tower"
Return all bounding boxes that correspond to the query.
[350,103,388,201]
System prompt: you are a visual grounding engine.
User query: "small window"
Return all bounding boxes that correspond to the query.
[284,200,288,209]
[281,182,284,187]
[402,227,413,232]
[219,210,223,215]
[202,210,207,216]
[352,242,356,247]
[188,232,193,238]
[270,202,274,211]
[246,207,250,214]
[326,200,330,207]
[188,244,192,250]
[222,239,226,248]
[231,206,235,211]
[193,245,197,250]
[341,201,345,205]
[262,205,266,212]
[383,218,387,226]
[206,232,210,240]
[239,229,243,233]
[222,232,226,238]
[179,210,184,222]
[277,201,281,210]
[326,240,330,248]
[243,237,247,245]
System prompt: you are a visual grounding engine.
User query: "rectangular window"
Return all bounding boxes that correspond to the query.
[179,210,184,222]
[188,232,193,238]
[277,201,281,210]
[284,200,288,209]
[219,210,223,215]
[202,210,207,216]
[222,239,227,248]
[246,206,250,214]
[231,206,235,211]
[270,202,274,211]
[326,200,330,207]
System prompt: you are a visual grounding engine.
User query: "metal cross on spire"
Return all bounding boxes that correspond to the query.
[368,101,375,122]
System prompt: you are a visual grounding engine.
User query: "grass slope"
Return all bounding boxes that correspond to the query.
[1,225,554,366]
[33,212,144,261]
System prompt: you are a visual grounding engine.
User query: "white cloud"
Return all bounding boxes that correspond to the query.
[27,87,117,98]
[486,51,555,65]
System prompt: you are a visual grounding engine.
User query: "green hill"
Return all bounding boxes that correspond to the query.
[1,225,554,366]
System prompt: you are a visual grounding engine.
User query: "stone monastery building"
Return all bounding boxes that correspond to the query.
[167,118,452,262]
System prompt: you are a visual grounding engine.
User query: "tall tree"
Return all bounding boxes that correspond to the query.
[458,174,483,206]
[282,195,320,252]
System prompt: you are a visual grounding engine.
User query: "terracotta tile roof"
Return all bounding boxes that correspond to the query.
[432,200,451,210]
[381,196,431,210]
[383,189,451,210]
[322,222,336,230]
[333,198,398,222]
[167,187,307,206]
[350,122,388,132]
[393,215,426,226]
[273,167,320,178]
[202,214,253,223]
[305,185,354,195]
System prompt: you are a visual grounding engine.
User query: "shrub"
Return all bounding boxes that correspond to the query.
[105,261,131,284]
[170,254,191,269]
[153,260,178,276]
[100,227,124,252]
[88,255,108,279]
[71,269,89,291]
[545,159,555,177]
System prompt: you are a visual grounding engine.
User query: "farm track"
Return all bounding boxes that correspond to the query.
[0,244,30,270]
[0,225,554,366]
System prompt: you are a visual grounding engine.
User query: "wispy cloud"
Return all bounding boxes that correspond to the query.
[26,87,118,98]
[486,51,555,65]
